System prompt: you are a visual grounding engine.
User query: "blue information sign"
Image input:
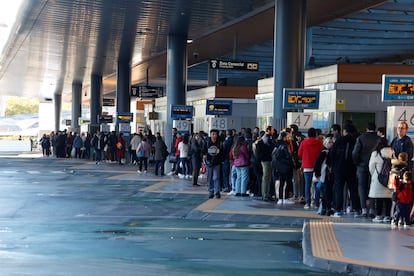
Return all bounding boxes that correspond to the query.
[171,105,193,119]
[206,100,232,115]
[382,75,414,102]
[283,89,320,109]
[116,112,133,123]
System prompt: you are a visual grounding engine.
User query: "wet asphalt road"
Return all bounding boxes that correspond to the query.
[0,156,341,275]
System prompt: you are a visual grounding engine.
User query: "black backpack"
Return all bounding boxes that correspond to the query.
[376,152,392,187]
[252,139,265,161]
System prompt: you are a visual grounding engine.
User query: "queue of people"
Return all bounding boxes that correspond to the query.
[40,121,414,227]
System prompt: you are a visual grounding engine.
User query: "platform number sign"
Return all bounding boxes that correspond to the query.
[287,112,313,129]
[173,120,191,133]
[210,117,228,131]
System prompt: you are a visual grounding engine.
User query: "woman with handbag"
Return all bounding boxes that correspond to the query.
[154,133,168,176]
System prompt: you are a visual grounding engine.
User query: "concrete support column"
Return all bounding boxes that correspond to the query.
[116,61,131,115]
[71,82,82,133]
[165,34,187,151]
[54,94,62,132]
[90,74,102,135]
[273,0,307,131]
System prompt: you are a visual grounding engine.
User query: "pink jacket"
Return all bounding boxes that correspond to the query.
[232,144,250,167]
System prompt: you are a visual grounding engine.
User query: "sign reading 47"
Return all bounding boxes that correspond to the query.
[287,112,313,129]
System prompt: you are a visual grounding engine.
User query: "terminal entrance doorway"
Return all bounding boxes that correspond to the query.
[342,112,375,133]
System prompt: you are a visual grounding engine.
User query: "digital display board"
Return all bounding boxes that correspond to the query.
[283,89,320,109]
[116,112,133,123]
[171,105,193,119]
[206,100,232,115]
[98,115,113,124]
[382,75,414,101]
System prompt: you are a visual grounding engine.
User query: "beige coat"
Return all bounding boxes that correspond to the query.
[368,147,394,199]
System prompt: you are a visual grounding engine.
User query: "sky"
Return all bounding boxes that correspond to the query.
[0,0,24,64]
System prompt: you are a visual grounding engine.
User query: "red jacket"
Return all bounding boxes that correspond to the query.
[298,137,323,169]
[396,179,413,205]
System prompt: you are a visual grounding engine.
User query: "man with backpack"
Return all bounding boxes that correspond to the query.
[352,122,381,218]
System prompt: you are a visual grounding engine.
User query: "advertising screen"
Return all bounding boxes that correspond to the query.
[382,74,414,102]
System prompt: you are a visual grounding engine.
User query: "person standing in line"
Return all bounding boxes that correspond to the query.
[272,131,295,205]
[330,123,361,217]
[368,138,394,223]
[137,137,152,173]
[190,133,203,186]
[92,131,105,164]
[178,134,190,178]
[116,132,126,165]
[289,124,305,202]
[40,133,51,157]
[298,127,324,209]
[352,122,381,218]
[73,132,83,159]
[130,133,141,165]
[203,129,224,199]
[167,128,178,175]
[231,136,250,196]
[222,129,234,193]
[391,121,413,168]
[154,133,168,176]
[256,126,275,201]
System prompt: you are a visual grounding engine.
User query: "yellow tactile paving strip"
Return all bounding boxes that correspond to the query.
[309,220,414,272]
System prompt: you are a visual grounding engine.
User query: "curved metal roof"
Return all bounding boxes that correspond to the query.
[1,0,413,102]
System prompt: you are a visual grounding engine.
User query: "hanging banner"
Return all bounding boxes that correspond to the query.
[283,88,320,109]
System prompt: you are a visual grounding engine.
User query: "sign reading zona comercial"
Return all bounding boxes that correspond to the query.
[209,59,259,71]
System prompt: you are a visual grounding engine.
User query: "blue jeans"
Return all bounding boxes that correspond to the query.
[207,164,221,196]
[303,171,313,205]
[235,166,249,194]
[231,165,237,191]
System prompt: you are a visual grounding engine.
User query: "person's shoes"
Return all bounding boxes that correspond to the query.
[137,170,142,174]
[192,183,201,187]
[383,216,391,223]
[178,174,185,179]
[368,213,375,219]
[277,199,283,205]
[235,193,241,197]
[208,194,214,199]
[354,212,367,218]
[304,204,310,210]
[167,171,174,176]
[372,216,384,223]
[227,190,236,196]
[331,211,343,218]
[326,209,335,216]
[283,199,295,205]
[241,193,249,197]
[215,193,221,199]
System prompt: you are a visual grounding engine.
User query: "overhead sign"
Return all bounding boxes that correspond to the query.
[283,88,320,109]
[171,105,193,119]
[148,111,158,120]
[65,119,72,126]
[116,112,133,123]
[78,118,90,125]
[98,115,113,124]
[131,86,164,98]
[103,98,115,106]
[206,100,232,115]
[209,59,259,71]
[382,74,414,102]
